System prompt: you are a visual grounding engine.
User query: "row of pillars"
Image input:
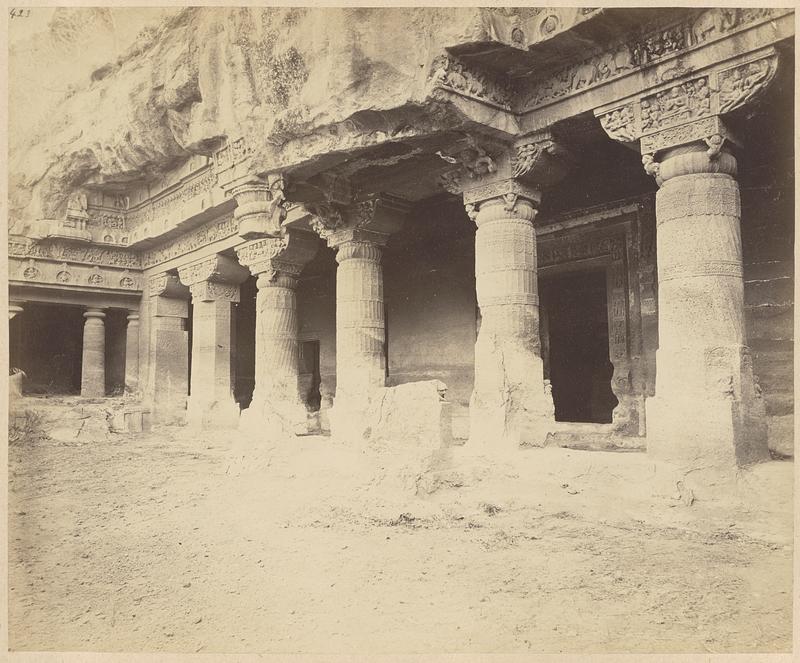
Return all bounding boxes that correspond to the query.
[19,127,766,469]
[9,303,140,398]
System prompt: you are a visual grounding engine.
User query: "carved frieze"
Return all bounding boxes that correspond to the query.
[9,255,142,291]
[8,237,141,269]
[522,8,787,111]
[141,214,238,268]
[123,166,218,235]
[214,137,255,173]
[429,54,515,110]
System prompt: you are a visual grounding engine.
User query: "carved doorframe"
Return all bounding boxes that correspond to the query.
[537,212,645,435]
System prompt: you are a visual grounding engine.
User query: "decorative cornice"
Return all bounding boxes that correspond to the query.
[522,8,788,113]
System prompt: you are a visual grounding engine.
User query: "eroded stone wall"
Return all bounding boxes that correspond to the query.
[741,157,794,455]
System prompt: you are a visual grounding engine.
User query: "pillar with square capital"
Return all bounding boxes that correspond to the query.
[147,274,190,425]
[441,133,569,450]
[462,180,555,450]
[81,307,106,398]
[235,230,319,437]
[124,312,140,394]
[178,254,249,429]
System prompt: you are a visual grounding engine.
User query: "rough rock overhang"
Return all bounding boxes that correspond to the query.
[8,6,795,231]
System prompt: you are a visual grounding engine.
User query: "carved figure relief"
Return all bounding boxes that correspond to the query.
[641,77,710,133]
[718,58,776,113]
[598,105,636,142]
[522,8,786,111]
[429,54,515,109]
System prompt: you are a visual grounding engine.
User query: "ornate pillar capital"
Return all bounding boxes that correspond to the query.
[463,179,542,227]
[594,46,778,178]
[308,194,410,250]
[224,173,288,239]
[235,229,318,288]
[439,131,571,198]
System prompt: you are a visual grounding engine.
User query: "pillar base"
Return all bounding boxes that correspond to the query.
[186,396,240,430]
[468,400,555,452]
[239,396,309,439]
[646,394,769,470]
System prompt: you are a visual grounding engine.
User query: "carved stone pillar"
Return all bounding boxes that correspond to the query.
[311,195,408,440]
[440,133,569,450]
[147,274,190,424]
[235,231,318,437]
[594,54,780,468]
[81,308,106,398]
[464,180,554,449]
[124,312,140,394]
[178,255,249,429]
[641,131,768,467]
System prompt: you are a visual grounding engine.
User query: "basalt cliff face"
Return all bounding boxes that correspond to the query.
[10,6,539,227]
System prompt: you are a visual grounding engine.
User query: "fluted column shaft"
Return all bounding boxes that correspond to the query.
[467,188,554,449]
[252,271,302,404]
[334,239,387,400]
[81,308,106,397]
[647,144,767,466]
[124,313,140,393]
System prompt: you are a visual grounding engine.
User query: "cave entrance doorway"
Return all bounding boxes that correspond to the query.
[540,269,618,424]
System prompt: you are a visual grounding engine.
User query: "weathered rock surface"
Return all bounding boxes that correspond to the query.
[9,7,531,228]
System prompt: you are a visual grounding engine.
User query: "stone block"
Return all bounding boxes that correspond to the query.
[110,406,152,434]
[363,379,453,451]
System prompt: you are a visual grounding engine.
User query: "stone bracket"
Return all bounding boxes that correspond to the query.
[177,254,250,289]
[235,229,319,278]
[594,46,778,151]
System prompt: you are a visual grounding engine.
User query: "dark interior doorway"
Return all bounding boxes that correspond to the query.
[10,303,84,394]
[234,275,257,409]
[540,269,618,423]
[299,339,321,411]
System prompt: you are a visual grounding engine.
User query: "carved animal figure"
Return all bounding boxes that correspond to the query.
[571,61,598,89]
[691,9,741,46]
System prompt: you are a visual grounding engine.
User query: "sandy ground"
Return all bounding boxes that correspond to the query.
[8,396,793,654]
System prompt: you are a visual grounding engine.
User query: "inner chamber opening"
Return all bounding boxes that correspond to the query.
[540,269,618,424]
